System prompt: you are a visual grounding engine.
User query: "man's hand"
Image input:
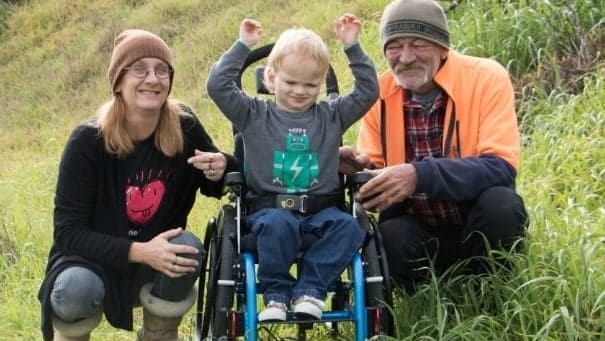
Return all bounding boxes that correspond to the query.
[339,146,371,175]
[356,163,417,212]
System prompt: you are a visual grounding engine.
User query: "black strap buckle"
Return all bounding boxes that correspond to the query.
[276,194,309,213]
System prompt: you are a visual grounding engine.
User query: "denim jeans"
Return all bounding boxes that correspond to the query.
[50,230,204,321]
[50,266,105,322]
[248,206,366,306]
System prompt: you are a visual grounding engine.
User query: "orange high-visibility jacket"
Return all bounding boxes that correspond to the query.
[357,49,521,200]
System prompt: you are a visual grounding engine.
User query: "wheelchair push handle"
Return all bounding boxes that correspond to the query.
[349,171,372,184]
[347,171,372,193]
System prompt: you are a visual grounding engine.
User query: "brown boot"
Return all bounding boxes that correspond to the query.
[137,283,196,341]
[51,312,101,341]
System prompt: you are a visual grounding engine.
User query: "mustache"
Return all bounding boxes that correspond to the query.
[394,62,426,73]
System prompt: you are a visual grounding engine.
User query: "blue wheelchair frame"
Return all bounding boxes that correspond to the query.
[196,172,389,341]
[242,253,367,341]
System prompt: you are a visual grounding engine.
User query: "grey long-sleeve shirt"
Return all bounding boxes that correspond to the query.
[207,41,378,197]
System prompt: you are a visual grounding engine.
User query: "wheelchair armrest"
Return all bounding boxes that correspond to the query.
[224,172,245,200]
[225,172,245,188]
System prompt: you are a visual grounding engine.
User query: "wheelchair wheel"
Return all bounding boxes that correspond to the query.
[196,217,215,340]
[356,203,394,337]
[200,205,238,340]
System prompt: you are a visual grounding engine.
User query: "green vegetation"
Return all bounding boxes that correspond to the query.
[0,0,603,340]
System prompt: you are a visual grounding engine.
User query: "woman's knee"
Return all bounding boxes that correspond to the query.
[169,230,205,266]
[50,266,104,322]
[149,230,205,302]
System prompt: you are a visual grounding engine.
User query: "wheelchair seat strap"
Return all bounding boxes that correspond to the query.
[247,193,343,214]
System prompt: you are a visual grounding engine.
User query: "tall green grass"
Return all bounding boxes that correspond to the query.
[384,72,605,340]
[1,0,603,340]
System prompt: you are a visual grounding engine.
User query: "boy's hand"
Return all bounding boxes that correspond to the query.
[240,18,263,47]
[333,13,361,46]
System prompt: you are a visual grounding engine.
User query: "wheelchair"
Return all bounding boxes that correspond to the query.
[195,43,392,341]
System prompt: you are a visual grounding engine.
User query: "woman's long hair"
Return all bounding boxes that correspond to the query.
[95,96,184,158]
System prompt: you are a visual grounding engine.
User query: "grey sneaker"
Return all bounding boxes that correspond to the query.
[292,295,325,319]
[258,301,287,322]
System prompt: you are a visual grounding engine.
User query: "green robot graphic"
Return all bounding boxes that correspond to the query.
[273,128,319,193]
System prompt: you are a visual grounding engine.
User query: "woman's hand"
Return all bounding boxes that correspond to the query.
[128,228,200,278]
[187,149,227,181]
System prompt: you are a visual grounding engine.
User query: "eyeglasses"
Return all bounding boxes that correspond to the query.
[123,63,173,79]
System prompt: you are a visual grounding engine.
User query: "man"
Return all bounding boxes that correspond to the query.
[340,0,529,293]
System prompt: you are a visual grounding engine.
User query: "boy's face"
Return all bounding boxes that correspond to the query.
[266,54,326,112]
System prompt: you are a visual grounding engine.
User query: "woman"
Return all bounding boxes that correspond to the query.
[38,29,239,341]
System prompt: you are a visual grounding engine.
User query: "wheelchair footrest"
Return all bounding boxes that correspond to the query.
[258,310,357,325]
[234,309,358,328]
[229,307,383,339]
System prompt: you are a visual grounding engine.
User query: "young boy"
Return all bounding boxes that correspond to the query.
[206,14,378,322]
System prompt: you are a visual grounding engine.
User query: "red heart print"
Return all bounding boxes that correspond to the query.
[126,180,165,225]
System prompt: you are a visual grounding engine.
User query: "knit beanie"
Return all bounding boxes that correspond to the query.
[380,0,449,52]
[107,29,174,94]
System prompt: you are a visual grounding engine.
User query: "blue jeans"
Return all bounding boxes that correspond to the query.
[248,206,366,306]
[50,230,204,322]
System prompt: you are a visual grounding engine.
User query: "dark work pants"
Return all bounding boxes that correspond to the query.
[378,186,528,294]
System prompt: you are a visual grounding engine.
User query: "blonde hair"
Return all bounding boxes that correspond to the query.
[94,97,184,158]
[264,28,329,83]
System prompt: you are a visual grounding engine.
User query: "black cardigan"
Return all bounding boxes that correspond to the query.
[38,106,239,339]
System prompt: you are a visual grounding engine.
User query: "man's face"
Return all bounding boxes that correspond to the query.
[384,37,447,93]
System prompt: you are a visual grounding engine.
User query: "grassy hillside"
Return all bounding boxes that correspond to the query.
[0,0,603,340]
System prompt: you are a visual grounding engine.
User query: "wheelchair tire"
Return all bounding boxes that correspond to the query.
[196,217,215,340]
[199,216,225,339]
[356,203,394,337]
[201,206,238,340]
